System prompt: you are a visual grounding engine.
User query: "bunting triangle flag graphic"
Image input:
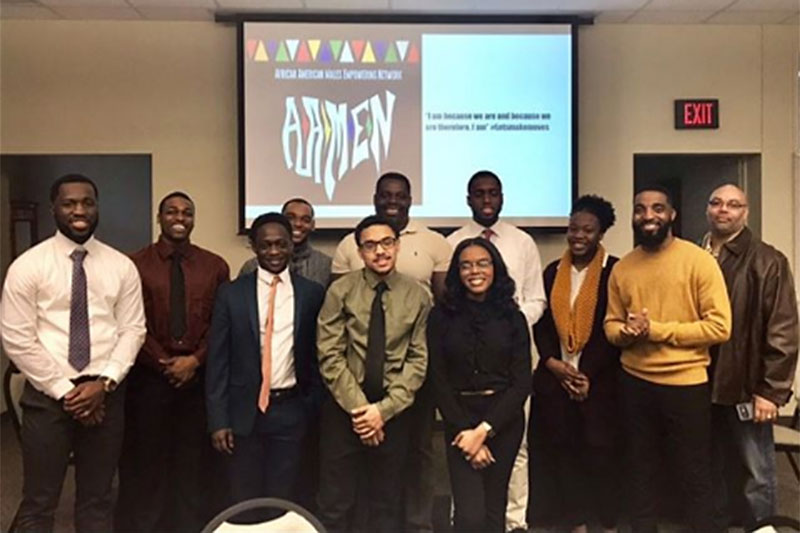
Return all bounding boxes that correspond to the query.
[308,39,321,61]
[276,41,290,62]
[396,40,409,61]
[246,39,258,59]
[267,40,278,58]
[407,43,419,63]
[286,39,300,61]
[384,42,398,63]
[374,41,388,61]
[362,41,376,63]
[254,40,269,62]
[319,41,333,63]
[340,41,354,63]
[350,40,365,61]
[330,40,343,60]
[297,40,311,62]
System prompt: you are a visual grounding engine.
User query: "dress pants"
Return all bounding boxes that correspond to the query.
[403,381,437,533]
[317,396,410,533]
[226,392,309,519]
[12,379,125,533]
[446,394,524,533]
[505,396,530,531]
[115,366,209,533]
[621,371,717,533]
[711,403,777,531]
[553,438,619,527]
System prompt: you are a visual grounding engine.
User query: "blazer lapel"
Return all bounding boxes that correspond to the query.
[246,272,260,345]
[291,273,303,343]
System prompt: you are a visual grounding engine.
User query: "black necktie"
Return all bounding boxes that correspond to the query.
[69,248,90,371]
[364,281,388,403]
[169,251,186,340]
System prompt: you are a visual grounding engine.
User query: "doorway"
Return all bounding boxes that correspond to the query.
[633,153,761,245]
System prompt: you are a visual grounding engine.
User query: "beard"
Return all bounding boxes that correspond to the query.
[55,215,99,245]
[633,219,672,249]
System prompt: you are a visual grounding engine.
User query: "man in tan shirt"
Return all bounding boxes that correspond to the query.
[317,215,431,533]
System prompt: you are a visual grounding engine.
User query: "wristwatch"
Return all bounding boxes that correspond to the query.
[479,421,495,437]
[98,376,118,393]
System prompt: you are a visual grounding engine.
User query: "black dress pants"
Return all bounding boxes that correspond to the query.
[621,371,717,533]
[317,396,410,533]
[115,366,209,533]
[13,380,125,533]
[445,395,524,533]
[403,380,436,533]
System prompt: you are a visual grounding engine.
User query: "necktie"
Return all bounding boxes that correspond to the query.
[258,275,281,413]
[69,248,91,371]
[169,251,187,340]
[364,281,388,403]
[481,228,495,242]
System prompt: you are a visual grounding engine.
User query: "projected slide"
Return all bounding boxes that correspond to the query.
[242,22,572,228]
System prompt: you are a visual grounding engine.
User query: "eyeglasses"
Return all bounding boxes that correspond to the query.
[708,199,747,210]
[360,236,397,252]
[458,259,493,272]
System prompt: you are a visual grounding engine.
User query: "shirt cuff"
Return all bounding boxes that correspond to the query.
[100,362,125,385]
[52,378,76,400]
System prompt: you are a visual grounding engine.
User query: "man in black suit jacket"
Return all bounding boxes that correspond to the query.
[206,212,325,512]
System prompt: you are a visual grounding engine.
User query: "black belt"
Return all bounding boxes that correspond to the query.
[270,386,299,402]
[457,389,499,397]
[71,375,99,385]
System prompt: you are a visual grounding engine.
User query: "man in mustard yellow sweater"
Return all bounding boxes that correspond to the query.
[604,186,731,533]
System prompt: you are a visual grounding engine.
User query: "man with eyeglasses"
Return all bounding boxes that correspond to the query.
[317,215,431,533]
[330,172,450,532]
[702,184,798,533]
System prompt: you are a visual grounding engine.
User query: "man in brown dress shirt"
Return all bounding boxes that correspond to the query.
[115,191,229,532]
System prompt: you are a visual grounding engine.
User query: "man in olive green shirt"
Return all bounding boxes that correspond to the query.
[317,215,431,533]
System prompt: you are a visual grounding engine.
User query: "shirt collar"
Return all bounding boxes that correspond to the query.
[401,219,421,236]
[362,267,399,290]
[258,264,291,286]
[155,235,194,260]
[465,218,502,237]
[702,227,749,258]
[54,230,98,257]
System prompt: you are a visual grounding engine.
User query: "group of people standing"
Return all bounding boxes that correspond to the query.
[0,169,796,533]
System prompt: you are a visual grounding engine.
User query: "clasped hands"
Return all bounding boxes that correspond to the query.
[452,425,495,470]
[546,358,590,401]
[351,404,385,447]
[159,354,199,388]
[63,380,106,427]
[620,308,650,345]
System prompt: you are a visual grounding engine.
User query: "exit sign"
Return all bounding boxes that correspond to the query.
[675,99,719,129]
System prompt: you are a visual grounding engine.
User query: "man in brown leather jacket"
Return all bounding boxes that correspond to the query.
[703,183,798,532]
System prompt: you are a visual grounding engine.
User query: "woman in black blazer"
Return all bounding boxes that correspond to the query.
[532,195,620,533]
[427,237,531,533]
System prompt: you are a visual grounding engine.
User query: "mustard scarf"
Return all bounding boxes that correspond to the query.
[550,245,605,356]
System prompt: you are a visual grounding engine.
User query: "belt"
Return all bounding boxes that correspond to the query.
[71,375,99,385]
[457,389,497,397]
[270,386,299,402]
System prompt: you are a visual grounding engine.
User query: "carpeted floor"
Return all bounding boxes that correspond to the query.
[1,414,798,532]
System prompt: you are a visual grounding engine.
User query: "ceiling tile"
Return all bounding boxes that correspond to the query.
[593,9,634,22]
[645,0,731,9]
[38,0,129,7]
[781,12,799,23]
[505,0,646,9]
[728,0,800,11]
[128,0,214,7]
[214,0,301,9]
[390,0,473,11]
[709,9,797,23]
[627,9,715,23]
[305,0,389,9]
[49,4,141,17]
[0,3,60,17]
[137,5,213,17]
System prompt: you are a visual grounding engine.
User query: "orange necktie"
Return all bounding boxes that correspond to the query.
[258,275,281,413]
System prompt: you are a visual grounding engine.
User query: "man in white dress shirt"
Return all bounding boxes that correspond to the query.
[447,170,546,533]
[0,174,146,532]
